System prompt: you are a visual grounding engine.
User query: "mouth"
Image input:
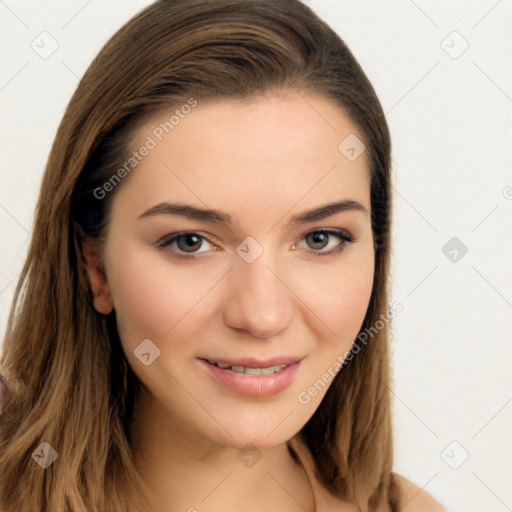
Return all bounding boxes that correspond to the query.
[198,356,303,396]
[202,355,302,374]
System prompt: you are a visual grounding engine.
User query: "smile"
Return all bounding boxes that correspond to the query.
[205,359,288,375]
[198,357,303,397]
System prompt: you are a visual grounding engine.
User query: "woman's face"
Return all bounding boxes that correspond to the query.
[95,92,374,449]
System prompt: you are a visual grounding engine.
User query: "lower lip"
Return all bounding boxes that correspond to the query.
[198,359,300,397]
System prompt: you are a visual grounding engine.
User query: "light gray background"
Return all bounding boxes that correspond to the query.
[1,1,511,511]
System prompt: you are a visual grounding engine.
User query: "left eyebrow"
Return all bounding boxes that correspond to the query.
[286,199,368,228]
[137,199,368,229]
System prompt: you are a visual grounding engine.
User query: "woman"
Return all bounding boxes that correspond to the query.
[0,1,446,510]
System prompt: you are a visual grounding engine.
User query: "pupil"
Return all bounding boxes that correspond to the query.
[178,234,201,252]
[308,232,327,249]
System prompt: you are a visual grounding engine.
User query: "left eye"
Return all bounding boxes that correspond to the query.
[155,229,354,258]
[294,229,354,256]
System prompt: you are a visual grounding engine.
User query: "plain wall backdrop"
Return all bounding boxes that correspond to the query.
[1,1,511,511]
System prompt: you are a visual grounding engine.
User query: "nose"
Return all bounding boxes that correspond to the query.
[222,249,294,339]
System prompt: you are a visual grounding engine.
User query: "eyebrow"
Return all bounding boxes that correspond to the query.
[137,199,368,229]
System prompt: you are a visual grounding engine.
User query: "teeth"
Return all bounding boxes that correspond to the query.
[231,364,287,375]
[208,360,287,375]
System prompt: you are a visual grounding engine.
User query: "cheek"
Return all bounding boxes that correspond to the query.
[295,253,374,406]
[106,248,207,343]
[116,278,171,339]
[294,250,375,346]
[331,268,374,333]
[106,244,231,356]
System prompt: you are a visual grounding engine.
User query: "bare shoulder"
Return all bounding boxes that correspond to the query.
[394,473,447,512]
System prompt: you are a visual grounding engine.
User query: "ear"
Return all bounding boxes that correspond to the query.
[81,241,114,315]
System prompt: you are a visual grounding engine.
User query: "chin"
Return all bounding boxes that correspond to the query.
[215,430,295,451]
[198,406,309,451]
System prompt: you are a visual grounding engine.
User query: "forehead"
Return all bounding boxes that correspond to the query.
[114,92,371,226]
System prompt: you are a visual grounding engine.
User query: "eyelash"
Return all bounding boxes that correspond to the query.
[155,229,356,259]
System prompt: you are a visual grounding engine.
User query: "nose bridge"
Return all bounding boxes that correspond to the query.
[223,244,294,337]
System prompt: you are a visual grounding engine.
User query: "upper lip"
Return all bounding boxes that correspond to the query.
[201,356,303,368]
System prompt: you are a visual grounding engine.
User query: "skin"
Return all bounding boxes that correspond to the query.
[83,92,444,511]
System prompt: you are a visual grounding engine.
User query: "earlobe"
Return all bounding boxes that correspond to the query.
[81,241,114,315]
[92,295,114,315]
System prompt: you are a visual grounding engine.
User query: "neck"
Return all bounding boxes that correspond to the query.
[129,388,315,512]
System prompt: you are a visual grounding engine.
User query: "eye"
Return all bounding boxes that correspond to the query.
[155,231,215,258]
[155,228,355,259]
[294,229,355,256]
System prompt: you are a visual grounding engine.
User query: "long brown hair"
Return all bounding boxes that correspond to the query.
[0,0,398,510]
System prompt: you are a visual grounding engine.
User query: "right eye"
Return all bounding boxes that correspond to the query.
[155,231,217,258]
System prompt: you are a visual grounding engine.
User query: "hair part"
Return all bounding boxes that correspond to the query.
[0,1,397,510]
